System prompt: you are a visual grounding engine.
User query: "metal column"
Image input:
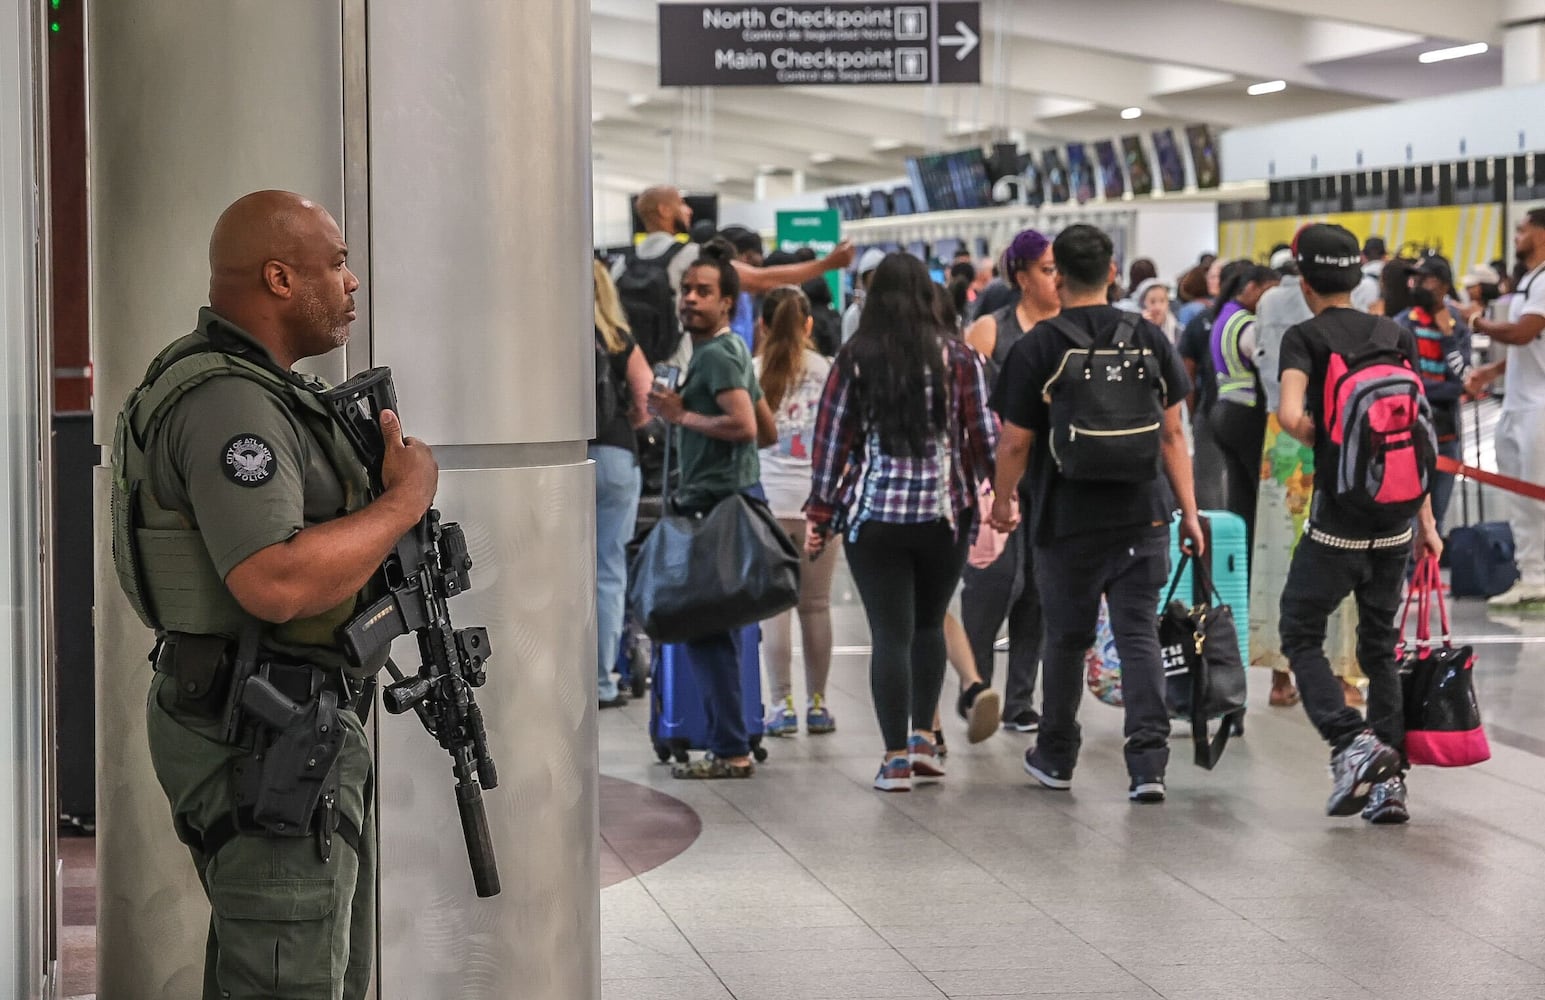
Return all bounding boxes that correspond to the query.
[364,1,598,997]
[87,1,597,996]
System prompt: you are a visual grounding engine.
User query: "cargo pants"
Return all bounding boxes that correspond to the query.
[146,673,375,1000]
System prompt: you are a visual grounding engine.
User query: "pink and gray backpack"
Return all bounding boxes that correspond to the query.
[1323,319,1437,518]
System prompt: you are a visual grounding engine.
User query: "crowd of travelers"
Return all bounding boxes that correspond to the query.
[589,182,1545,823]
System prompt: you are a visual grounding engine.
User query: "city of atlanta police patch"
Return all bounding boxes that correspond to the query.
[222,435,276,488]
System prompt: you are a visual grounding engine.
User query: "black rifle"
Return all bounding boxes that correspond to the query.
[321,367,500,898]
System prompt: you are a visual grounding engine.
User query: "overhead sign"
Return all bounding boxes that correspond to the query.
[775,209,843,306]
[658,3,982,87]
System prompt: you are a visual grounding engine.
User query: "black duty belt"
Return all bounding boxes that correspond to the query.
[152,635,352,704]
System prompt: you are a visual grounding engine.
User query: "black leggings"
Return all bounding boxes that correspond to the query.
[1208,400,1267,562]
[844,515,974,752]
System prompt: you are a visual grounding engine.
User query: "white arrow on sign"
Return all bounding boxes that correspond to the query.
[940,21,978,61]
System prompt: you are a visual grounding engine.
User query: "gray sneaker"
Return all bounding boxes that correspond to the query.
[1362,776,1410,825]
[1327,731,1401,817]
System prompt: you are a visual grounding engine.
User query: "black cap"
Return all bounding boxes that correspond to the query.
[1294,223,1363,295]
[1363,236,1387,259]
[1414,254,1454,290]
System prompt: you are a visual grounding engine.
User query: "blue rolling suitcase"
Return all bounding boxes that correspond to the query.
[1168,509,1250,668]
[650,623,768,764]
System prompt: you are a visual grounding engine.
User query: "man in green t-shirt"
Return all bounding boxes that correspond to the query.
[648,238,776,778]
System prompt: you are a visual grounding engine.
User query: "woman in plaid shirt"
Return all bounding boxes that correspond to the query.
[804,253,998,792]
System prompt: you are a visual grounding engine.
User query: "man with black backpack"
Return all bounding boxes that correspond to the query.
[990,224,1203,804]
[614,186,857,366]
[1276,223,1443,825]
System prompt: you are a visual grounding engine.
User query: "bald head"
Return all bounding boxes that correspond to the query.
[636,185,690,236]
[209,190,333,292]
[207,190,358,369]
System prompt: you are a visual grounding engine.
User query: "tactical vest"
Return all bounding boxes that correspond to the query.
[111,330,371,649]
[1212,307,1259,407]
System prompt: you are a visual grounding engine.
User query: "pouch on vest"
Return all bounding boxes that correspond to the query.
[1043,313,1165,483]
[160,632,234,717]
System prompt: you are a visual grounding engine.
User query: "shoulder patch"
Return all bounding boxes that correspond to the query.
[222,434,277,488]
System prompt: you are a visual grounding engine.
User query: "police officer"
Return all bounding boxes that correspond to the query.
[111,190,438,999]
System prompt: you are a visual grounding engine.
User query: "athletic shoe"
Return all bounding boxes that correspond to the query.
[1129,776,1166,803]
[960,684,1002,744]
[805,695,836,734]
[1023,749,1072,790]
[1488,582,1545,607]
[874,756,912,792]
[1326,731,1401,817]
[1004,708,1041,733]
[933,729,948,759]
[909,733,945,779]
[765,697,799,737]
[1362,776,1410,825]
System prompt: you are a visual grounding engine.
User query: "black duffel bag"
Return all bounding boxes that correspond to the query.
[1158,552,1247,770]
[627,489,800,643]
[626,409,799,644]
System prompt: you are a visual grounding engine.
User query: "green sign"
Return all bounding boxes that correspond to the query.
[775,209,843,309]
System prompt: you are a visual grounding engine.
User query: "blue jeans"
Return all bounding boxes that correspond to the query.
[592,444,640,701]
[1431,436,1461,536]
[677,484,765,758]
[683,628,751,758]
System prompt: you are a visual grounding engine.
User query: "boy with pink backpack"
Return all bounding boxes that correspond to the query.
[1276,224,1444,824]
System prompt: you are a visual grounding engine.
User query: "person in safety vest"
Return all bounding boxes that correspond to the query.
[110,190,438,999]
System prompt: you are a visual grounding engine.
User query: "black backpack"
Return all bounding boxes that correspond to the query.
[616,242,688,365]
[594,329,631,431]
[1044,312,1165,483]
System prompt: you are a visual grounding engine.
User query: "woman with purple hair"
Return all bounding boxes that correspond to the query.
[957,229,1061,737]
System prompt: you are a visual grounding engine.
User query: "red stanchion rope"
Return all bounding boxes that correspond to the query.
[1436,455,1545,504]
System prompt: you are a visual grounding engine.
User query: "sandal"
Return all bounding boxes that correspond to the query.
[671,756,755,780]
[1268,674,1300,708]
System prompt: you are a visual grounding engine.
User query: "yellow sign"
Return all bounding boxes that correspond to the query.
[1219,204,1505,276]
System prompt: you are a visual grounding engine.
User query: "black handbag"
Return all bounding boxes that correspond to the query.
[1399,556,1490,767]
[626,423,801,644]
[1158,552,1247,769]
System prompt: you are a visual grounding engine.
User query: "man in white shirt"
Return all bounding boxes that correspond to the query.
[1350,236,1387,314]
[615,186,856,342]
[1467,208,1545,605]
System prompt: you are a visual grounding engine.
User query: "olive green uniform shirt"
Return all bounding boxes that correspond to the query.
[148,309,366,672]
[676,331,763,510]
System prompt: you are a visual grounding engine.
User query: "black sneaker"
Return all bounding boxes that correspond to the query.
[1129,776,1166,803]
[1003,708,1041,733]
[957,681,989,720]
[1361,776,1410,824]
[1023,749,1072,789]
[1326,731,1401,817]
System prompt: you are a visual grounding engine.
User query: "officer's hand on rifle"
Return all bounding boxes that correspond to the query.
[379,408,439,519]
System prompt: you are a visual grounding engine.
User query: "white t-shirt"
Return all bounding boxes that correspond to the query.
[753,349,832,519]
[1504,263,1545,413]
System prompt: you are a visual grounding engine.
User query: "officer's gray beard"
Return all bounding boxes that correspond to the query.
[297,288,351,351]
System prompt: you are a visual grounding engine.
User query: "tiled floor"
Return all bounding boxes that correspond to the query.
[597,561,1545,1000]
[58,518,1545,999]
